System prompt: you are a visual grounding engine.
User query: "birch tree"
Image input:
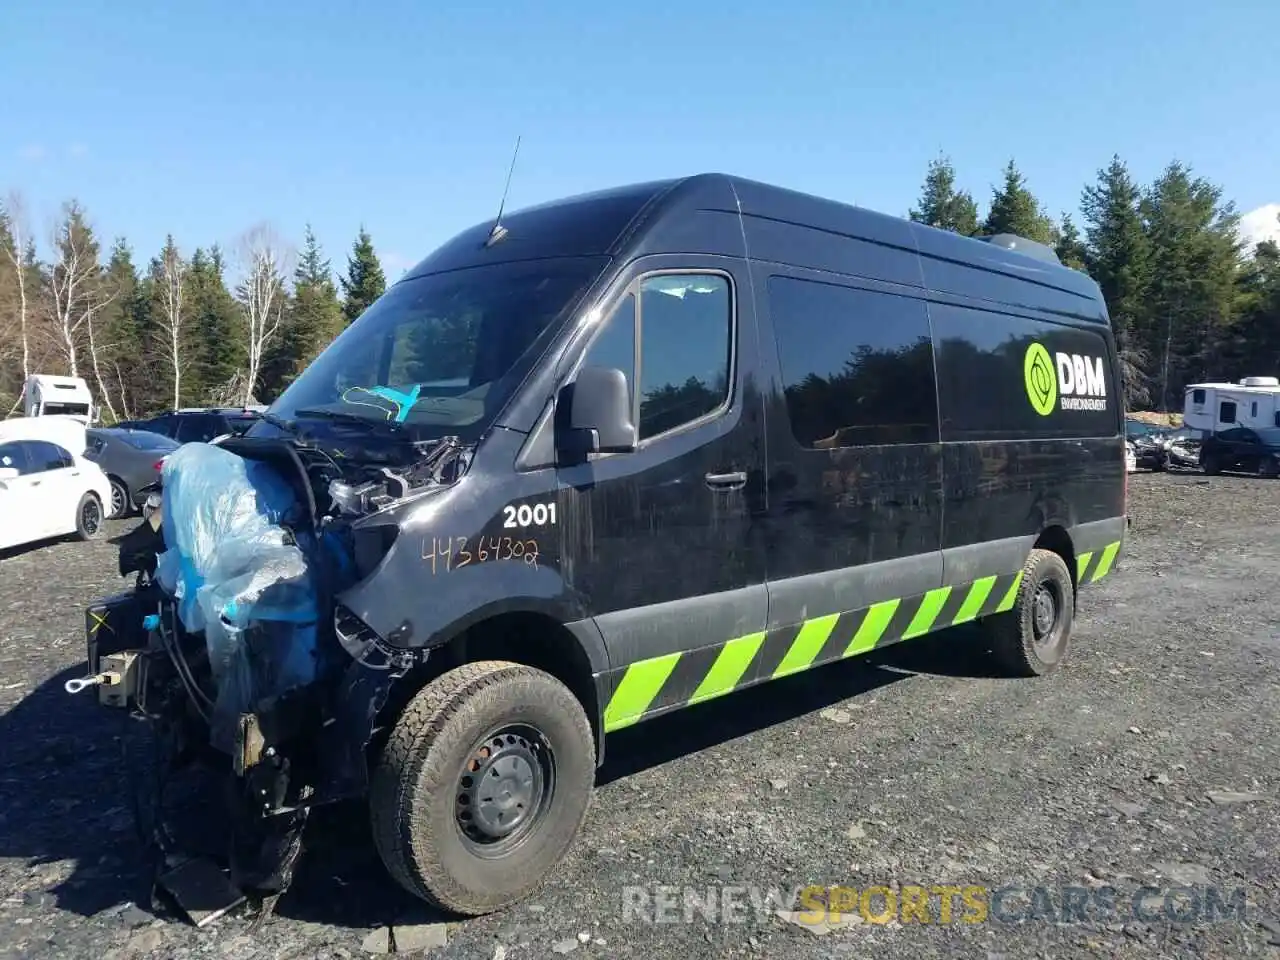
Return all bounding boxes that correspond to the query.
[47,201,113,378]
[235,224,290,405]
[151,236,186,409]
[1,191,33,382]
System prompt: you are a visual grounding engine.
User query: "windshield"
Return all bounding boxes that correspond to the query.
[261,256,606,442]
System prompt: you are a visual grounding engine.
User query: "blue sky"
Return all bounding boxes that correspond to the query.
[2,0,1277,282]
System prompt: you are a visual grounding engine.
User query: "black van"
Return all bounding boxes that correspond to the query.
[80,174,1126,919]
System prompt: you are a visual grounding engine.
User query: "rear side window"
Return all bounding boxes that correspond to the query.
[931,303,1119,441]
[29,441,74,471]
[767,276,938,448]
[175,414,224,442]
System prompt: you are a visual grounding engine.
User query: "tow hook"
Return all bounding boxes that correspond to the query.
[65,671,119,694]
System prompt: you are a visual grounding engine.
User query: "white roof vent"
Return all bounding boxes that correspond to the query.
[1239,376,1280,387]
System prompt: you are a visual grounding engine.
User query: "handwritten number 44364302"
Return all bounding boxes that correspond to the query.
[422,535,539,573]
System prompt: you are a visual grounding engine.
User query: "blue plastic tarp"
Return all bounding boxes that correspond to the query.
[153,442,348,738]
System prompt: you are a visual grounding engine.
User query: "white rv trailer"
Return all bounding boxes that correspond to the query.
[21,374,95,422]
[1183,376,1280,433]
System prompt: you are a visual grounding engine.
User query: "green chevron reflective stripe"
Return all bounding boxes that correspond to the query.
[773,614,839,679]
[1076,551,1093,582]
[845,598,899,658]
[601,544,1122,732]
[690,631,765,705]
[1091,541,1120,581]
[995,571,1023,612]
[953,575,997,624]
[902,586,952,639]
[603,651,680,731]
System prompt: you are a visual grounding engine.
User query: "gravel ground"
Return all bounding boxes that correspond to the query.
[1,470,1278,959]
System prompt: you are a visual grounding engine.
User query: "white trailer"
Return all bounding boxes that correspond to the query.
[21,374,95,422]
[1183,377,1280,433]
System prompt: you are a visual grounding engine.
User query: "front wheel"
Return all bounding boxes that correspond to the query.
[981,548,1075,677]
[369,661,596,916]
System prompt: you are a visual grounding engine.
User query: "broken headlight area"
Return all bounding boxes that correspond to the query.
[71,434,471,921]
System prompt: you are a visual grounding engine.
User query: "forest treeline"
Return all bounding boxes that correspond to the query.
[1,154,1278,421]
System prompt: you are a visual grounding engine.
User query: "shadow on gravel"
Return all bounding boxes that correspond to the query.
[0,665,425,932]
[0,622,1003,932]
[0,536,68,561]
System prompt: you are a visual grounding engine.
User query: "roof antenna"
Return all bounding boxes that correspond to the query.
[485,135,521,248]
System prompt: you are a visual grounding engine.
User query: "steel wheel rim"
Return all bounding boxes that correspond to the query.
[1031,581,1059,647]
[455,723,556,859]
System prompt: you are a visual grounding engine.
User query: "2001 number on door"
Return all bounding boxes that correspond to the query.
[503,502,557,529]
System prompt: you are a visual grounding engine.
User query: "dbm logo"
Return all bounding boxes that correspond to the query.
[1024,342,1107,415]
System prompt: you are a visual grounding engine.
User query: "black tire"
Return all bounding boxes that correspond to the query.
[369,660,596,916]
[1201,453,1222,475]
[108,476,131,519]
[982,548,1074,677]
[74,492,104,541]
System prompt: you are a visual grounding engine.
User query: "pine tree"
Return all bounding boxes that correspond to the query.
[909,154,979,235]
[1227,239,1280,377]
[1080,155,1154,406]
[1054,214,1088,271]
[340,227,386,325]
[98,239,148,419]
[983,160,1055,244]
[1141,161,1243,411]
[290,225,344,372]
[187,246,246,403]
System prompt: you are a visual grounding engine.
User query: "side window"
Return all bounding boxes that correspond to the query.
[1251,401,1258,418]
[27,442,70,473]
[580,293,636,412]
[636,274,731,440]
[767,276,938,448]
[0,442,31,475]
[1219,400,1236,424]
[176,415,217,442]
[1192,389,1206,404]
[930,303,1118,441]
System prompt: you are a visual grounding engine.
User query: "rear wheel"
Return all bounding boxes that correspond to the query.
[74,493,104,541]
[982,548,1074,677]
[370,661,596,916]
[107,477,131,519]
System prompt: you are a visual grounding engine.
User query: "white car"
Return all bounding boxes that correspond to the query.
[0,436,113,550]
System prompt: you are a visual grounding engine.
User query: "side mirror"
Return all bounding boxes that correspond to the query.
[0,467,18,482]
[555,366,637,461]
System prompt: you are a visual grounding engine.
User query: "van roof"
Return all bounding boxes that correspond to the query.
[401,172,1104,318]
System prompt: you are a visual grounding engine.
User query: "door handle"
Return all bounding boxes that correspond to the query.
[705,471,747,490]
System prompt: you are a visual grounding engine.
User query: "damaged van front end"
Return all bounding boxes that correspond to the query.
[73,428,473,904]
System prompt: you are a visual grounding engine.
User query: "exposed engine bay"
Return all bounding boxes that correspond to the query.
[69,427,471,922]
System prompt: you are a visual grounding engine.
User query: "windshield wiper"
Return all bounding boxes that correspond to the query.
[293,407,407,433]
[257,411,302,436]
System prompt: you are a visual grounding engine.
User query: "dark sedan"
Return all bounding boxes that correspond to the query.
[84,427,180,518]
